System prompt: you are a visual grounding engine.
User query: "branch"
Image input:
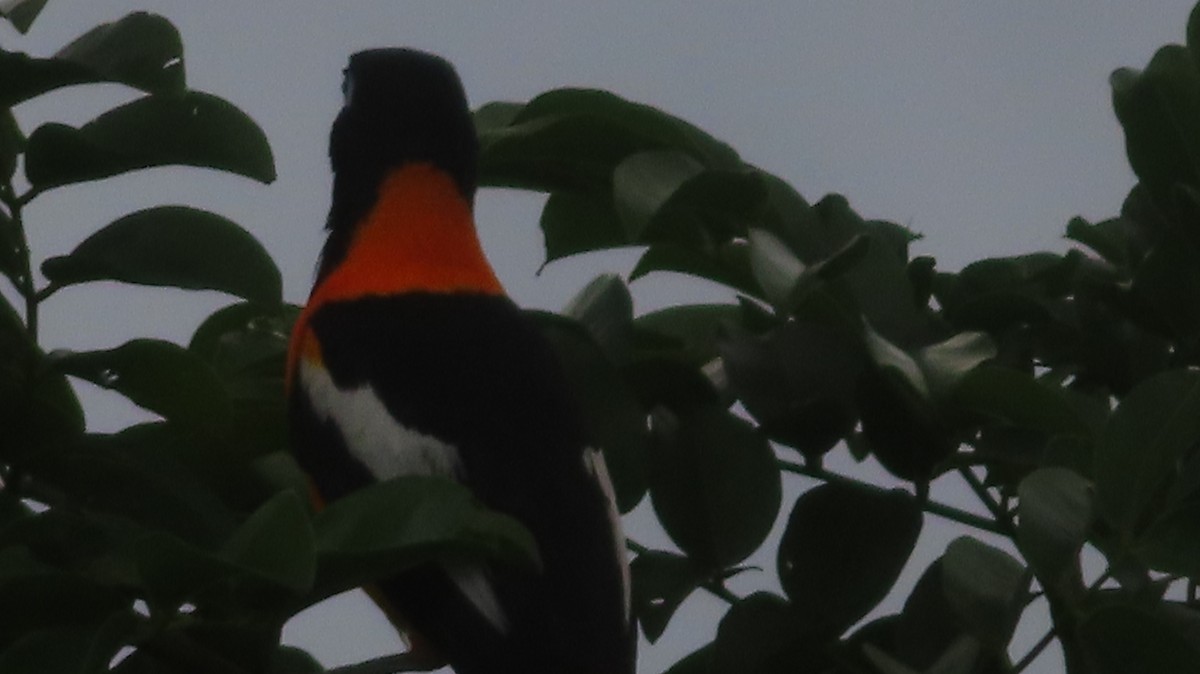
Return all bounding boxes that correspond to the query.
[626,538,742,605]
[957,467,1016,536]
[326,653,443,674]
[777,459,1010,536]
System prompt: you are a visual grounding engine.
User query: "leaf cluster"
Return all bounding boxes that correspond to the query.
[5,3,1200,674]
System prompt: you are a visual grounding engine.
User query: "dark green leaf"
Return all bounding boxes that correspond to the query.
[43,206,282,304]
[633,303,740,366]
[648,406,781,569]
[713,593,826,674]
[1130,225,1200,339]
[0,614,138,674]
[1066,216,1135,269]
[221,490,315,595]
[720,321,863,459]
[1081,604,1200,674]
[941,537,1029,650]
[747,228,804,308]
[28,432,238,546]
[312,476,537,596]
[189,301,296,377]
[1111,45,1200,208]
[951,366,1092,438]
[268,647,325,674]
[0,547,131,641]
[915,331,996,400]
[777,482,922,637]
[631,241,762,298]
[478,88,739,191]
[1016,468,1093,588]
[1137,498,1200,578]
[662,644,714,674]
[539,190,629,264]
[612,150,704,240]
[54,339,231,431]
[1094,369,1200,536]
[54,12,185,95]
[630,550,704,642]
[0,0,47,34]
[2,12,182,105]
[25,90,275,190]
[0,109,21,182]
[561,274,634,363]
[534,312,648,512]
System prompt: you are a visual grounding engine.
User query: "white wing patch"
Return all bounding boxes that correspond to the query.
[298,359,510,633]
[584,447,632,624]
[299,359,462,479]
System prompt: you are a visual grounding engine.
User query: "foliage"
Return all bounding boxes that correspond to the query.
[5,4,1200,674]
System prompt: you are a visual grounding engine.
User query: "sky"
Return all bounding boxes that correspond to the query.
[4,2,1198,673]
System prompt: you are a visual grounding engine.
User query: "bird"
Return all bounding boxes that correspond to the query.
[285,48,635,674]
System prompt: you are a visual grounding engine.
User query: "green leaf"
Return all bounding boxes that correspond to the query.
[312,476,538,596]
[54,12,185,95]
[539,190,628,264]
[0,294,85,463]
[1016,468,1093,587]
[0,615,138,674]
[0,109,21,183]
[1111,45,1200,207]
[478,88,739,191]
[53,338,231,431]
[1066,216,1135,269]
[1137,498,1200,578]
[190,301,296,377]
[631,241,762,298]
[712,593,826,674]
[634,303,740,367]
[662,644,715,674]
[747,228,804,308]
[42,206,282,304]
[951,366,1092,438]
[914,331,996,400]
[719,321,864,459]
[776,482,922,637]
[268,647,325,674]
[0,0,47,34]
[561,274,634,362]
[941,537,1029,650]
[1131,225,1200,339]
[28,432,238,546]
[1080,604,1200,674]
[1094,369,1200,537]
[630,549,704,642]
[0,547,131,641]
[612,150,704,240]
[1,12,185,106]
[647,405,781,569]
[221,491,315,595]
[533,312,648,512]
[25,90,275,190]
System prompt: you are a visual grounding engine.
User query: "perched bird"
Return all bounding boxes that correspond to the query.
[285,49,635,674]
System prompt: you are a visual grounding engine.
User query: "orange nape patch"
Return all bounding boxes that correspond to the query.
[312,163,503,304]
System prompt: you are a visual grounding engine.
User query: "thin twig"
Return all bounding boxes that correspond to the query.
[1012,628,1056,674]
[326,653,443,674]
[957,466,1016,536]
[777,459,1010,536]
[626,538,741,605]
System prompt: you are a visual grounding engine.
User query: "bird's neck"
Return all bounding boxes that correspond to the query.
[311,163,503,304]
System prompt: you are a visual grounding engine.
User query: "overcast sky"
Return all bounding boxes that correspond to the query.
[5,3,1197,673]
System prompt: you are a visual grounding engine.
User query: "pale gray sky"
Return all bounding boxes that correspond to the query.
[5,3,1196,673]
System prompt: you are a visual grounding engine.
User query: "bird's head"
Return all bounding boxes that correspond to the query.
[321,49,479,276]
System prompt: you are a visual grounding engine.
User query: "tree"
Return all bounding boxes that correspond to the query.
[3,3,1200,673]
